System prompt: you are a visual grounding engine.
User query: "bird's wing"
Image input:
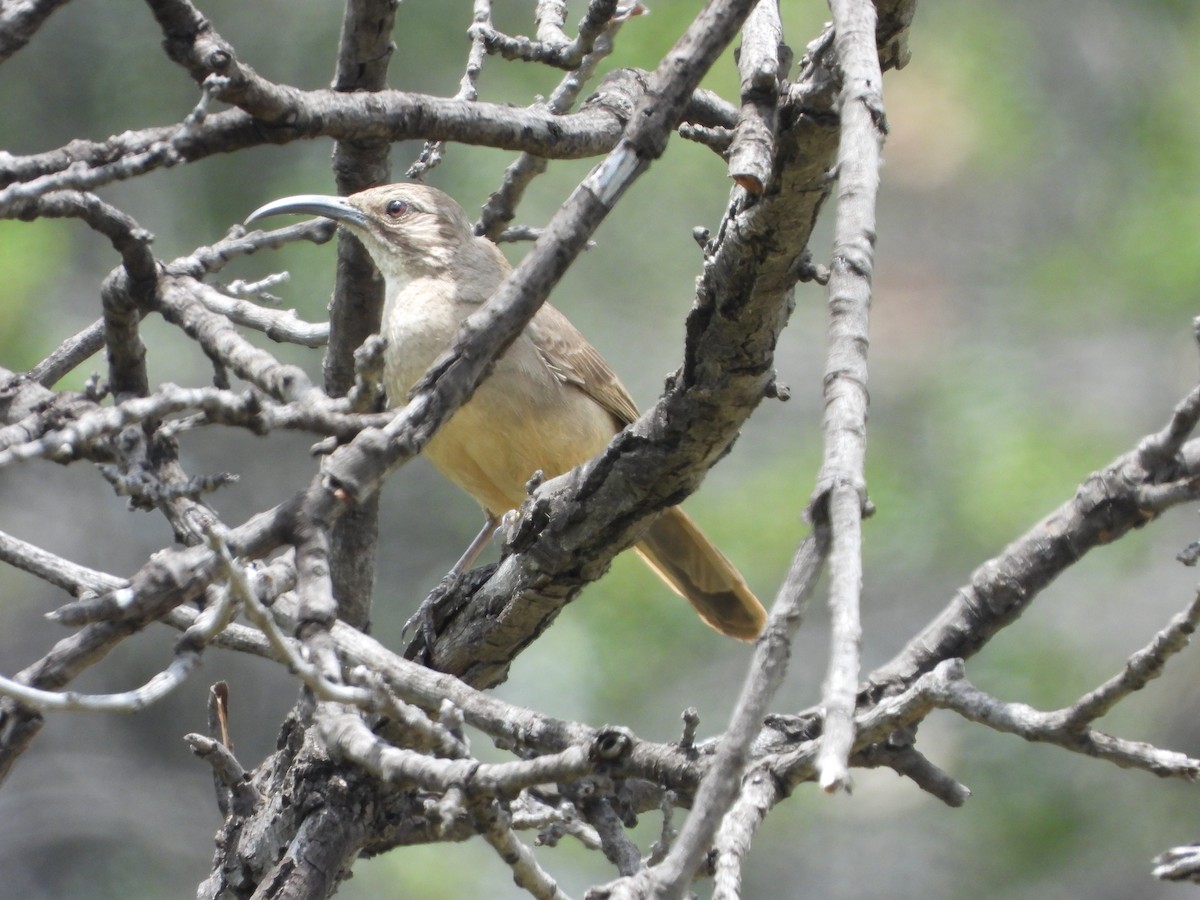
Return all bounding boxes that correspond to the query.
[529,304,641,426]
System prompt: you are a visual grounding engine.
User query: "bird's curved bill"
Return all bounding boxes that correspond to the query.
[245,194,368,228]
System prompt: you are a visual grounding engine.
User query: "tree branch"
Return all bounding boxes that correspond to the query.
[810,0,888,793]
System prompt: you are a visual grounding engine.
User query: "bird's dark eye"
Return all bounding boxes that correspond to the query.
[385,199,409,218]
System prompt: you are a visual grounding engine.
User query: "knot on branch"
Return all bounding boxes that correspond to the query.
[320,427,392,504]
[764,375,790,402]
[806,474,871,525]
[203,46,232,73]
[582,67,651,128]
[790,250,830,284]
[508,494,553,554]
[590,727,634,763]
[830,246,875,281]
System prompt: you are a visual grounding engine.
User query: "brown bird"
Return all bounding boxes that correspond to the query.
[246,184,766,640]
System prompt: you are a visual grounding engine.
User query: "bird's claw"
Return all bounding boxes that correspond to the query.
[402,571,464,664]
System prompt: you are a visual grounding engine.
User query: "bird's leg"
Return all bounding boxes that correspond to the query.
[448,514,502,578]
[402,514,500,660]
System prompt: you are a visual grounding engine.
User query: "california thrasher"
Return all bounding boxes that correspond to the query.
[247,184,766,640]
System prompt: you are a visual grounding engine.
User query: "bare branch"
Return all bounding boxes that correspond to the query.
[627,531,827,895]
[808,0,887,793]
[320,707,613,796]
[476,799,575,900]
[1059,587,1200,729]
[477,1,644,239]
[408,0,490,180]
[157,276,321,403]
[194,286,328,347]
[1135,380,1200,471]
[26,218,332,388]
[678,121,734,156]
[0,581,234,713]
[512,794,603,851]
[726,0,784,193]
[866,382,1200,698]
[927,662,1200,780]
[322,0,398,633]
[209,529,370,706]
[0,0,71,63]
[476,0,624,71]
[0,526,122,596]
[855,741,971,808]
[1154,843,1200,883]
[184,733,261,818]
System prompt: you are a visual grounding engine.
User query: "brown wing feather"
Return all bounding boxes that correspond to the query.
[529,304,641,425]
[528,304,765,641]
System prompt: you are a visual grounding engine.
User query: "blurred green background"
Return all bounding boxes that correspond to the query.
[2,1,1200,898]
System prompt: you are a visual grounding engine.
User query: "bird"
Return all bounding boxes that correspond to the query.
[246,183,767,640]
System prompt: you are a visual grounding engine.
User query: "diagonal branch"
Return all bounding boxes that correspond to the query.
[1058,586,1200,730]
[927,662,1200,780]
[0,0,72,63]
[634,530,827,896]
[863,401,1200,701]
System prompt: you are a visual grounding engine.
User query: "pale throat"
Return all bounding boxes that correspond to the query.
[361,222,511,386]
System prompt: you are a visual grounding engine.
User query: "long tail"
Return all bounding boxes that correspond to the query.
[635,506,767,641]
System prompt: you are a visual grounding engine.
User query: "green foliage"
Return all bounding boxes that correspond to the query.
[0,220,74,370]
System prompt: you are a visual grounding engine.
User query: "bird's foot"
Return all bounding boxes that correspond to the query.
[402,573,461,665]
[402,556,498,666]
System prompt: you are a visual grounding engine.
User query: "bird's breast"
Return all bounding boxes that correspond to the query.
[381,282,471,396]
[381,287,618,516]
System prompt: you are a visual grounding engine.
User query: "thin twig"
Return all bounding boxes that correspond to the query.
[408,0,491,179]
[477,799,574,900]
[928,663,1200,780]
[637,531,828,895]
[0,576,236,713]
[477,0,621,70]
[1059,587,1200,729]
[477,1,643,239]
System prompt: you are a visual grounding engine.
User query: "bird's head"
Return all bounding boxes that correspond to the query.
[246,183,477,282]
